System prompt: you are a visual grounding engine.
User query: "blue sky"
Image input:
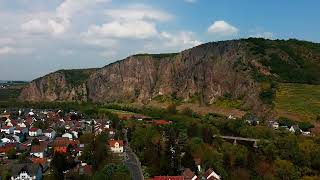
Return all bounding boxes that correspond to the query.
[0,0,319,80]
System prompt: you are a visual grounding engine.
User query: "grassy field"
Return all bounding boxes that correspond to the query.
[275,83,320,120]
[0,89,22,102]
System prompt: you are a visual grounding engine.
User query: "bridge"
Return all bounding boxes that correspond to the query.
[213,135,261,148]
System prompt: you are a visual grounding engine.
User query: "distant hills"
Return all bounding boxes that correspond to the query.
[19,38,320,119]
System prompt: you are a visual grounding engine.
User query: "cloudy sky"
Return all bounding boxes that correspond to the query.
[0,0,319,80]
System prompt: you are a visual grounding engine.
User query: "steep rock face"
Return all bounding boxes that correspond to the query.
[87,40,260,108]
[20,71,88,102]
[20,38,320,114]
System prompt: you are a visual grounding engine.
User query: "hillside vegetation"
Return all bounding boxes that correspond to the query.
[275,83,320,120]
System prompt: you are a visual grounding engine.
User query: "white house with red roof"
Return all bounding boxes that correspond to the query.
[29,128,42,137]
[108,140,124,153]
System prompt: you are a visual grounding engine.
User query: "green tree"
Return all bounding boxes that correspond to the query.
[275,159,300,180]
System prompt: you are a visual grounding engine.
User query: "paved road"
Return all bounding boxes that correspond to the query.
[123,129,144,180]
[124,146,144,180]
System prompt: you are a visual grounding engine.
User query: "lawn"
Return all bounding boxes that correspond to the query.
[275,83,320,120]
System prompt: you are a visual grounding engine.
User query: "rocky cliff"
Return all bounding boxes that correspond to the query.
[19,38,320,112]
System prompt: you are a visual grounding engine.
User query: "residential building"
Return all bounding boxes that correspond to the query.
[108,140,124,153]
[11,163,42,180]
[29,128,42,137]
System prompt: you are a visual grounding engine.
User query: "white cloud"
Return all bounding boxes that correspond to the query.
[143,31,201,53]
[208,20,239,36]
[104,4,173,22]
[83,4,173,42]
[0,46,34,56]
[21,19,66,35]
[21,0,110,35]
[87,20,158,39]
[159,31,201,48]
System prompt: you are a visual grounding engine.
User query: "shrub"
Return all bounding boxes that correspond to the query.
[167,104,177,114]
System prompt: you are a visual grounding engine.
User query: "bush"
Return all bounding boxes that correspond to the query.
[181,107,194,117]
[167,104,177,114]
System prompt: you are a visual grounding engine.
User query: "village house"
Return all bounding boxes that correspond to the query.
[14,126,28,135]
[204,168,221,180]
[43,128,56,139]
[30,144,47,158]
[289,125,302,133]
[30,157,50,172]
[108,140,124,153]
[245,115,260,125]
[53,137,72,153]
[1,136,16,144]
[5,118,17,127]
[62,132,73,140]
[17,121,28,128]
[29,128,42,137]
[12,133,26,143]
[1,125,14,134]
[182,168,197,180]
[10,163,42,180]
[268,120,279,130]
[0,143,16,155]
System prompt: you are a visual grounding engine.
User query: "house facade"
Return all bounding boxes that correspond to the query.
[108,140,124,153]
[43,129,56,139]
[1,126,14,134]
[29,128,42,137]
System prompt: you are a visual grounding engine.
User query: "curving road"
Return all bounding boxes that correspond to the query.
[124,129,144,180]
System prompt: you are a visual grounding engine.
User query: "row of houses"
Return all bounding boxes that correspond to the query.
[0,108,125,180]
[153,168,220,180]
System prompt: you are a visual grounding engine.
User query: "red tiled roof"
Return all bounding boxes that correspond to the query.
[153,120,172,125]
[31,145,46,153]
[29,127,39,132]
[1,126,12,129]
[30,157,48,166]
[80,165,92,175]
[15,126,26,131]
[204,168,214,178]
[0,143,16,153]
[183,168,196,180]
[153,176,184,180]
[108,140,124,147]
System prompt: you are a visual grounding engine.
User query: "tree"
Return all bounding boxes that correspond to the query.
[7,148,16,159]
[51,153,68,179]
[275,159,300,180]
[1,169,11,180]
[93,164,131,180]
[256,160,275,179]
[231,168,250,180]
